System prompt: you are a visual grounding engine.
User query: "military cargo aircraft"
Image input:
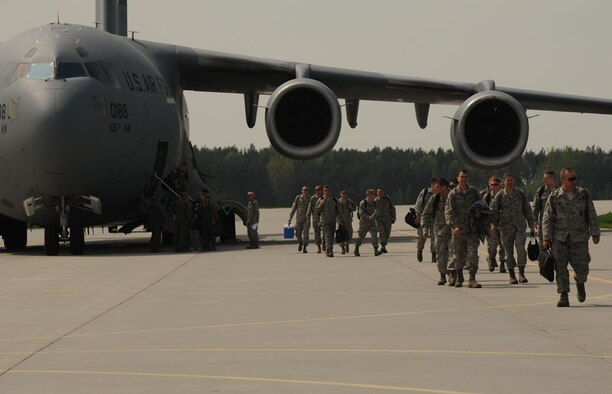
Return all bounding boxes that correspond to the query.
[1,0,611,255]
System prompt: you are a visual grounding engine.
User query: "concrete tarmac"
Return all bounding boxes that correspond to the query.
[1,204,612,393]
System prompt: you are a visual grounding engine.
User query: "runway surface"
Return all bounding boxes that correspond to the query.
[1,204,611,393]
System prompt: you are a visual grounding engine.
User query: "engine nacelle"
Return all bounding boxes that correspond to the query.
[265,79,341,160]
[450,91,529,169]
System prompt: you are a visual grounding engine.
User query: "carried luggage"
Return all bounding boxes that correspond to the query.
[527,233,539,261]
[404,208,418,229]
[283,222,295,239]
[335,225,349,243]
[538,249,555,282]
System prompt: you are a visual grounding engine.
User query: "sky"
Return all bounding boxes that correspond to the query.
[1,0,612,153]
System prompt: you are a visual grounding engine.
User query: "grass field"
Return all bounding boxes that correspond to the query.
[600,212,612,229]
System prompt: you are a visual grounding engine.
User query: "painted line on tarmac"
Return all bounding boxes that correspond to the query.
[4,293,612,344]
[8,369,480,394]
[2,347,610,361]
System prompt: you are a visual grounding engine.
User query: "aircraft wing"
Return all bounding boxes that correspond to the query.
[151,42,612,168]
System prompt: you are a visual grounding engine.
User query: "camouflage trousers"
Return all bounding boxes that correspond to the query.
[449,233,479,273]
[552,238,591,294]
[500,226,527,270]
[321,221,336,253]
[434,229,451,275]
[486,228,506,263]
[355,220,378,248]
[247,223,259,246]
[295,219,310,246]
[377,219,392,246]
[339,222,353,249]
[417,224,435,253]
[312,218,322,246]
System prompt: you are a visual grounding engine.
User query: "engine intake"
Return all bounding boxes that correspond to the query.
[450,91,529,169]
[265,79,341,160]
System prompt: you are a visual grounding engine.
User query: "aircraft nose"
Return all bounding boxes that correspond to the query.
[23,87,98,174]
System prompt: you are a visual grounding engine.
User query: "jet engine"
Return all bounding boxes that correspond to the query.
[450,91,529,169]
[265,79,341,160]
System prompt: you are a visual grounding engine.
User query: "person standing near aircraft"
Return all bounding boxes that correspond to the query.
[354,189,382,257]
[170,191,192,252]
[316,185,339,257]
[307,185,324,253]
[533,171,557,251]
[481,176,506,272]
[414,179,439,262]
[288,186,311,253]
[145,195,166,253]
[542,168,600,307]
[490,173,535,285]
[197,189,219,251]
[166,162,189,195]
[246,192,260,249]
[374,188,396,253]
[422,178,451,285]
[337,190,356,254]
[445,169,481,288]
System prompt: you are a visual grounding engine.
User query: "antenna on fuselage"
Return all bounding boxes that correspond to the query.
[57,12,60,24]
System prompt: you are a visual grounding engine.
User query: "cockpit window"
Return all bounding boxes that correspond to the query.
[84,62,109,85]
[55,63,87,79]
[26,63,54,80]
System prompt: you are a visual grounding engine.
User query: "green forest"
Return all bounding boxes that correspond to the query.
[192,145,612,207]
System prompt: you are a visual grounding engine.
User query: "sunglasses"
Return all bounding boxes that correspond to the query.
[565,176,578,181]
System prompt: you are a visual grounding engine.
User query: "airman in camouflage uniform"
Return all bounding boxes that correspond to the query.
[354,189,382,257]
[246,191,260,249]
[337,190,356,254]
[533,171,557,251]
[422,178,451,285]
[444,169,481,288]
[306,185,324,253]
[374,188,396,253]
[490,173,535,285]
[289,185,311,253]
[480,176,506,272]
[415,179,439,263]
[542,168,600,307]
[316,185,339,257]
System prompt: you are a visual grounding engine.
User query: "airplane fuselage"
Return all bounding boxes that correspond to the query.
[0,23,185,228]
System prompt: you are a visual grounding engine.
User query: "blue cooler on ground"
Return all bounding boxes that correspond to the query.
[284,222,295,239]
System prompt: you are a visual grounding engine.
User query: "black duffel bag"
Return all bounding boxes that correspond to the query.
[404,208,418,229]
[335,225,349,243]
[527,233,539,261]
[538,249,555,282]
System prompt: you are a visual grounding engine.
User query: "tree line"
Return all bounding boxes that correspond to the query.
[192,145,612,207]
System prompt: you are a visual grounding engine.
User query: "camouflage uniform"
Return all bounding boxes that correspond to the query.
[542,187,600,294]
[445,186,480,275]
[422,193,450,277]
[337,197,356,252]
[374,195,396,249]
[289,194,311,247]
[481,189,506,269]
[355,198,379,251]
[533,185,555,250]
[316,196,339,256]
[307,195,323,251]
[415,187,436,257]
[490,188,534,271]
[246,199,260,247]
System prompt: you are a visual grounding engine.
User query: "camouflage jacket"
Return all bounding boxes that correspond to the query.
[533,185,555,224]
[247,199,259,225]
[490,188,534,231]
[316,196,339,224]
[414,187,433,219]
[444,185,479,234]
[289,194,310,222]
[421,193,450,236]
[306,195,321,222]
[542,187,600,243]
[337,197,356,226]
[374,195,396,222]
[358,199,378,222]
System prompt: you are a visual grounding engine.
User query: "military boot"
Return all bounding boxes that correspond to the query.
[374,247,383,256]
[298,242,302,252]
[576,282,586,303]
[455,271,464,288]
[354,245,360,257]
[303,245,308,253]
[487,256,497,272]
[508,269,519,285]
[317,244,322,254]
[557,292,570,307]
[468,272,482,288]
[518,266,528,284]
[381,245,388,253]
[417,249,423,262]
[437,273,446,286]
[432,251,437,263]
[448,271,456,287]
[499,260,507,273]
[341,244,346,255]
[346,244,350,253]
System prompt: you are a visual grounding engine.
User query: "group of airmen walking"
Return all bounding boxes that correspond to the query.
[416,167,600,307]
[288,185,396,258]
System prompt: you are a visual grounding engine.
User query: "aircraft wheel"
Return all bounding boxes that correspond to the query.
[3,220,27,250]
[70,225,85,255]
[44,226,60,256]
